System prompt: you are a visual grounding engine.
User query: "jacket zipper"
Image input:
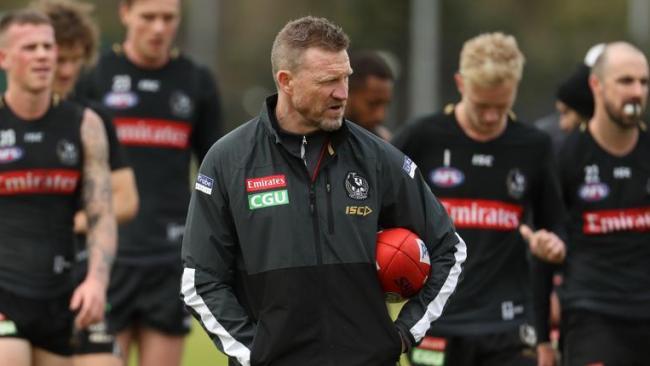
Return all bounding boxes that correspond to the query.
[303,136,334,358]
[305,136,329,265]
[325,171,334,234]
[309,183,323,265]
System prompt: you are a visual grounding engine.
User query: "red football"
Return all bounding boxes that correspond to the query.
[376,228,431,302]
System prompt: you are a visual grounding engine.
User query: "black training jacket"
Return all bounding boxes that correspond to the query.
[181,95,466,366]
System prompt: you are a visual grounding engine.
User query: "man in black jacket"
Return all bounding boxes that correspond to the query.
[181,16,467,366]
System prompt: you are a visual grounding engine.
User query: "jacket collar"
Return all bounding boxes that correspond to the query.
[260,94,350,150]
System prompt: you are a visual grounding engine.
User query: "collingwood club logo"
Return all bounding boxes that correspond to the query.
[170,91,193,118]
[345,171,369,200]
[506,168,526,199]
[57,140,79,165]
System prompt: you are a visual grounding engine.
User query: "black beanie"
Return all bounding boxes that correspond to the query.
[556,63,594,119]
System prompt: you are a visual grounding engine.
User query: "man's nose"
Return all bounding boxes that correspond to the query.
[332,82,348,100]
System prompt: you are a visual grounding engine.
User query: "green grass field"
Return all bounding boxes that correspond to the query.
[130,303,411,365]
[127,319,227,365]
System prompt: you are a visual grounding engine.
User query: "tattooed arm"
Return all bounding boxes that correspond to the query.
[69,108,117,329]
[74,167,139,231]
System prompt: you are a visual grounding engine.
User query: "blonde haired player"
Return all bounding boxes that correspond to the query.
[394,32,565,366]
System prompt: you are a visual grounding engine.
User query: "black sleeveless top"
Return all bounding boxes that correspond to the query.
[0,96,84,298]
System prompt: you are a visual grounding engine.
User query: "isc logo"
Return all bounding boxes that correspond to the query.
[345,206,373,216]
[472,154,494,167]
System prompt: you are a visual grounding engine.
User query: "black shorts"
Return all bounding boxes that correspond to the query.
[71,318,120,356]
[563,310,650,366]
[409,325,537,366]
[0,287,74,356]
[107,261,191,336]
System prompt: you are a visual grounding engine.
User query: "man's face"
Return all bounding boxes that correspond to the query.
[288,48,352,132]
[0,23,56,94]
[458,76,518,137]
[596,51,649,129]
[53,43,85,97]
[345,75,393,130]
[120,0,180,64]
[555,100,583,132]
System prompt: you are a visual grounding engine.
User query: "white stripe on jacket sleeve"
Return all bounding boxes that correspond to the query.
[410,232,467,342]
[181,267,251,366]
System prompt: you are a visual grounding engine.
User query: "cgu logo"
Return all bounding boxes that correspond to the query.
[579,182,609,202]
[345,205,373,216]
[248,189,289,210]
[430,167,464,188]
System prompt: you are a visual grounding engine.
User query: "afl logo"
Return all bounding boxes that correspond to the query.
[0,147,23,163]
[579,182,609,202]
[104,92,138,109]
[345,171,369,200]
[430,167,464,188]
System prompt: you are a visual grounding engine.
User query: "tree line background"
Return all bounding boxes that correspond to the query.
[1,0,645,132]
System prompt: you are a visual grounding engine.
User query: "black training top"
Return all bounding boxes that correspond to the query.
[558,124,650,319]
[0,96,83,298]
[393,105,564,336]
[76,47,222,264]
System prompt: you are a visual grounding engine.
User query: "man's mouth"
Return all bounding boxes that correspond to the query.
[623,102,642,117]
[328,104,344,112]
[32,67,51,76]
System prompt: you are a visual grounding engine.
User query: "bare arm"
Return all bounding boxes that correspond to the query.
[74,167,139,232]
[111,167,139,223]
[70,108,117,328]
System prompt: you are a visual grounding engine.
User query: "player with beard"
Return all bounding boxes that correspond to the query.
[0,9,115,366]
[75,0,222,365]
[31,0,140,365]
[392,32,566,366]
[550,42,650,366]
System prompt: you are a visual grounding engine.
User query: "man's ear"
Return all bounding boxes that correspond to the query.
[276,70,293,95]
[454,73,464,95]
[119,2,131,27]
[0,48,9,71]
[588,73,601,95]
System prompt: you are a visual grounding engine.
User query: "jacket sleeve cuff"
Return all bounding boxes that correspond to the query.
[395,323,414,353]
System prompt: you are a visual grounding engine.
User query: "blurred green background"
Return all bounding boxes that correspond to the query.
[2,0,648,131]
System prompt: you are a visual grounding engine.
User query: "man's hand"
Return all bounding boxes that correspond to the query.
[73,210,88,234]
[536,342,556,366]
[519,224,566,263]
[69,275,106,329]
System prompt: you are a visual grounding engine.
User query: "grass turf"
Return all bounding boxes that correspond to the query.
[129,303,410,365]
